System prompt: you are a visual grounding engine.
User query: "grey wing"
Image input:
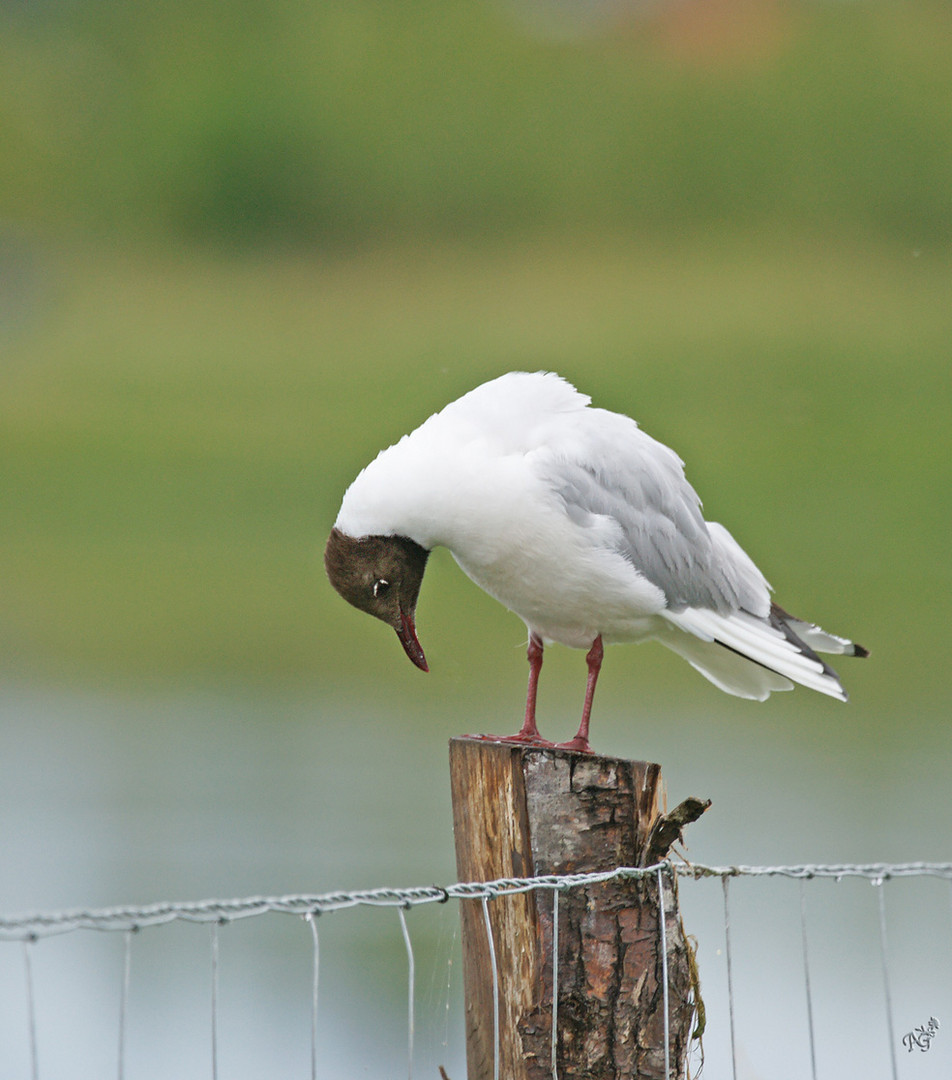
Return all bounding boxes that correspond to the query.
[536,409,771,615]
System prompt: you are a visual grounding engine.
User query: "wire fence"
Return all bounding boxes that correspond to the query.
[3,862,951,1080]
[6,861,947,940]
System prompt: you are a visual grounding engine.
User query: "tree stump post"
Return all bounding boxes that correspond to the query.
[449,737,708,1080]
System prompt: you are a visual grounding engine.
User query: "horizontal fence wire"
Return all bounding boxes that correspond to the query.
[6,860,951,1080]
[2,862,950,941]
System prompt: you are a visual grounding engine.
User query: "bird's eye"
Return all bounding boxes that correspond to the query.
[372,579,390,598]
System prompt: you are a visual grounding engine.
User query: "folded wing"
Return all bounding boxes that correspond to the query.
[536,407,865,699]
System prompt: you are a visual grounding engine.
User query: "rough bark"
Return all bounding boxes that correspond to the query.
[450,738,707,1080]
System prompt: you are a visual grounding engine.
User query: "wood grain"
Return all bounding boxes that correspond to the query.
[450,738,704,1079]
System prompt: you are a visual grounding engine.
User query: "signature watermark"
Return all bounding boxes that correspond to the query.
[902,1016,939,1054]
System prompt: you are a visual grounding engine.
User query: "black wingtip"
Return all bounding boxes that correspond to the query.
[852,644,870,658]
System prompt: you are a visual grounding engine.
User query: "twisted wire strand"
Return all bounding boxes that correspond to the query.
[3,863,950,941]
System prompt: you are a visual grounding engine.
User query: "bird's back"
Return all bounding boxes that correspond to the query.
[425,371,591,453]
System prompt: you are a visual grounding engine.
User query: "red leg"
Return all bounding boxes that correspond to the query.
[512,632,547,742]
[463,632,555,747]
[556,635,603,754]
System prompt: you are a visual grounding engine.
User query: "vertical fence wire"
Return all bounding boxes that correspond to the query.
[307,913,320,1080]
[209,922,220,1080]
[480,895,500,1080]
[875,881,899,1080]
[721,877,738,1080]
[550,888,559,1080]
[117,928,134,1080]
[442,921,457,1053]
[798,880,818,1080]
[8,863,952,1080]
[397,907,415,1080]
[657,867,671,1080]
[22,938,39,1080]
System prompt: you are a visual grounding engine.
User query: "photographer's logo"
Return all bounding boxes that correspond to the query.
[902,1016,939,1054]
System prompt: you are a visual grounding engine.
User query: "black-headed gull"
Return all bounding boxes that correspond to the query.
[325,372,867,752]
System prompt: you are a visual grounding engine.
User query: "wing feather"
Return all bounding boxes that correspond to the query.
[531,399,864,700]
[534,408,770,615]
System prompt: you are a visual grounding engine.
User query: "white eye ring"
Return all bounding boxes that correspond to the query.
[372,579,390,598]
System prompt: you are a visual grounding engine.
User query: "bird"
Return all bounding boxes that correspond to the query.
[324,371,867,753]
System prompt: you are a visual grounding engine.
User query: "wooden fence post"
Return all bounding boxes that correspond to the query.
[449,737,709,1080]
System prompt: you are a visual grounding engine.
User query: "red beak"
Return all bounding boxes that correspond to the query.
[396,609,428,672]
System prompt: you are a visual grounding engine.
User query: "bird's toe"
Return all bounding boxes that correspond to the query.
[554,735,594,754]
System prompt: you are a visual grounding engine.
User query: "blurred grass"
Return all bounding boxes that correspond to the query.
[1,231,948,713]
[1,1,951,246]
[1,0,950,723]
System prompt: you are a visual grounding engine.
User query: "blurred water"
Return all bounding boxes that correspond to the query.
[0,684,467,1079]
[1,683,949,1078]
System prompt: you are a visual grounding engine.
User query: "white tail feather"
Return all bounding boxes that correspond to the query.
[658,607,848,701]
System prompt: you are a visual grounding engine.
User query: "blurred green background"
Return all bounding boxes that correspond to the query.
[3,0,949,702]
[1,1,950,1075]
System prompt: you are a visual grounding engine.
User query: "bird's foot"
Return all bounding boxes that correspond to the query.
[554,735,594,754]
[461,731,557,748]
